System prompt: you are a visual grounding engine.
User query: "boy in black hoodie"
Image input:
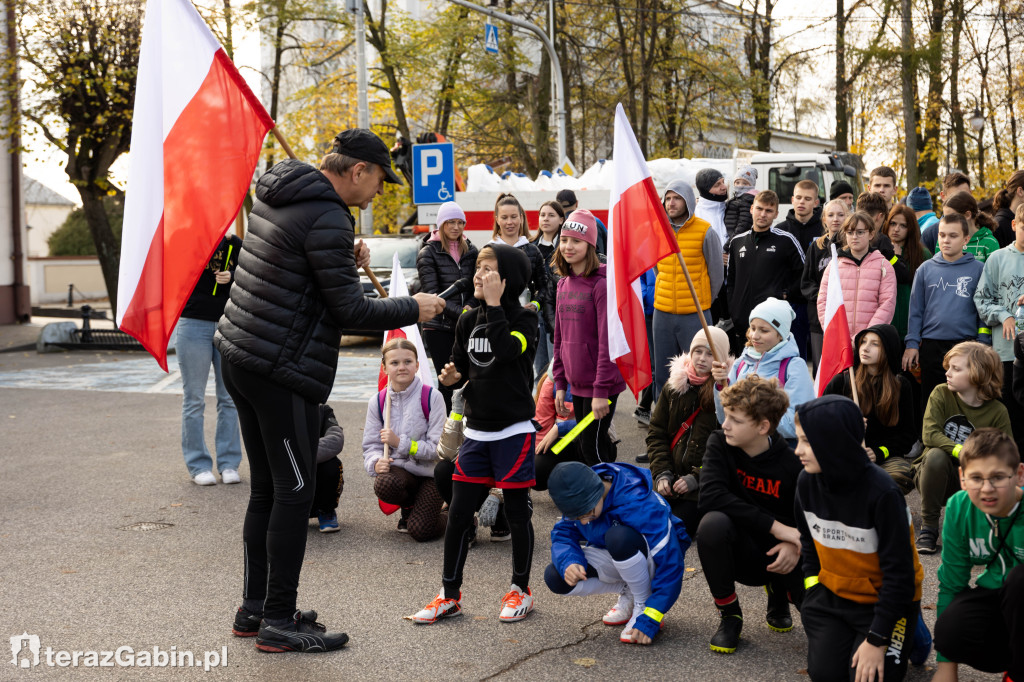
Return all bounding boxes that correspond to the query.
[697,375,805,654]
[411,244,540,625]
[794,396,923,682]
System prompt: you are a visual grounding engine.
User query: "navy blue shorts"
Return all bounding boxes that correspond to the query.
[454,432,536,489]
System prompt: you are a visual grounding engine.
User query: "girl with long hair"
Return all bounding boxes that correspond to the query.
[882,204,929,339]
[823,324,916,494]
[801,198,848,368]
[943,192,1000,262]
[531,200,565,380]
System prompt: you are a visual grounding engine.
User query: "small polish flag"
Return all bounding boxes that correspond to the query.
[814,243,855,396]
[117,0,273,370]
[606,104,680,397]
[377,252,436,391]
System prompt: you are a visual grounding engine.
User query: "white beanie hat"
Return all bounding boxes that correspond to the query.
[749,297,795,340]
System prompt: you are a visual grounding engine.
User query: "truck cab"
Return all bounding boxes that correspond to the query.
[749,151,863,223]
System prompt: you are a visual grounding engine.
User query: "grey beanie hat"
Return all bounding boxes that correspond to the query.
[734,165,757,187]
[548,462,605,519]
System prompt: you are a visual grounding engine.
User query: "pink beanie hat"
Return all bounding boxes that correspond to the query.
[561,209,598,248]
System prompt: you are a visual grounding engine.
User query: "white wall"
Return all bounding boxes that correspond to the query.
[25,203,73,257]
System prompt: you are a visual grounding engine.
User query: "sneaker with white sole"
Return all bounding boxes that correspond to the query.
[221,469,241,484]
[192,471,216,486]
[499,585,534,622]
[409,592,462,624]
[603,589,633,626]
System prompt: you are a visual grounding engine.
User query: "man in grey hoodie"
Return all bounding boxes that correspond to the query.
[651,179,724,401]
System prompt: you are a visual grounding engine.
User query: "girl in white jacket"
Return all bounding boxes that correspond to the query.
[362,338,447,541]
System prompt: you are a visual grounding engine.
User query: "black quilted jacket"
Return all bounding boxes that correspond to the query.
[215,159,419,403]
[416,237,479,332]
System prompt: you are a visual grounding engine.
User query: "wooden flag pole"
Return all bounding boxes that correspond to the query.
[848,366,859,406]
[271,126,388,298]
[674,252,724,365]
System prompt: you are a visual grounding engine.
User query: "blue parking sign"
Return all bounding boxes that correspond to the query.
[412,143,456,205]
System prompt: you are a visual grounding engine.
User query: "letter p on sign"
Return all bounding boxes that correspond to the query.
[421,150,442,186]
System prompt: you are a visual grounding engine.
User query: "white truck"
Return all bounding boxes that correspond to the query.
[442,150,863,247]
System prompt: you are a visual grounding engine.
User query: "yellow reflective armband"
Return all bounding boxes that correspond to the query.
[511,331,527,353]
[451,413,463,421]
[409,440,418,456]
[952,444,962,459]
[804,575,820,589]
[889,255,899,265]
[642,607,664,623]
[979,327,991,335]
[879,446,889,460]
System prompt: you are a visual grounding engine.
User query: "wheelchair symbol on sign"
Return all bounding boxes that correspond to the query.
[437,183,452,201]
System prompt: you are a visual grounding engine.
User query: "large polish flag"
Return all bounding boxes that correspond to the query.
[377,252,436,391]
[814,243,855,396]
[606,104,681,397]
[117,0,274,370]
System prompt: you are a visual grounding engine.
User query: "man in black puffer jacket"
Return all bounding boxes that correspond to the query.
[216,129,444,653]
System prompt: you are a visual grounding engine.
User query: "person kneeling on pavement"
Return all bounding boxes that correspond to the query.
[544,461,691,645]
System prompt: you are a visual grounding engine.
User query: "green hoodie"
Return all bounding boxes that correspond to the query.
[964,226,999,263]
[936,489,1024,662]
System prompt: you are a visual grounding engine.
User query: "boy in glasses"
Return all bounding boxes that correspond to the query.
[543,461,690,645]
[932,428,1024,682]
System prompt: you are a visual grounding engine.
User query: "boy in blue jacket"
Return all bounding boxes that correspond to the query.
[543,461,690,645]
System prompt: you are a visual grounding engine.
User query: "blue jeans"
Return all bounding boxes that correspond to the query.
[176,317,242,476]
[652,308,712,401]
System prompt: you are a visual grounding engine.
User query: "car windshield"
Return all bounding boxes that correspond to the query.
[365,239,418,269]
[768,166,826,203]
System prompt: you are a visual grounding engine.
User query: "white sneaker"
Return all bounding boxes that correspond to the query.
[221,469,241,484]
[619,602,646,643]
[192,471,217,486]
[603,589,633,626]
[499,585,534,622]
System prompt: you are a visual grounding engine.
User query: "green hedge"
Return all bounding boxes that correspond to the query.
[48,197,124,256]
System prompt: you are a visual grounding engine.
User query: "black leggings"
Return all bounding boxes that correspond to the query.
[571,393,619,465]
[222,361,319,620]
[696,510,804,608]
[310,457,343,516]
[442,481,533,599]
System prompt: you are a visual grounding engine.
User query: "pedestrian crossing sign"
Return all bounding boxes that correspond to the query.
[484,23,499,54]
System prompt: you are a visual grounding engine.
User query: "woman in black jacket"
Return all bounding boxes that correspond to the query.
[417,201,479,411]
[490,193,552,353]
[530,200,564,379]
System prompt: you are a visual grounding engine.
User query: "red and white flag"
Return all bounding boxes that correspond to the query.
[606,104,681,397]
[814,243,855,396]
[117,0,274,370]
[377,252,436,391]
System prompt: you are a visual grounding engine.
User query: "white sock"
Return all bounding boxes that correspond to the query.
[613,552,652,632]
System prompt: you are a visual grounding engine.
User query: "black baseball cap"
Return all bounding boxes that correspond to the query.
[556,189,577,209]
[331,129,403,184]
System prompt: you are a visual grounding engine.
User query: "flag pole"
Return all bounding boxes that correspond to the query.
[848,367,859,406]
[271,127,388,298]
[674,252,724,365]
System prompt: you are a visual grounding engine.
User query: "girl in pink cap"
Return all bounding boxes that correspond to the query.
[542,210,627,482]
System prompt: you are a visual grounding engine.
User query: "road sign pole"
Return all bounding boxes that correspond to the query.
[447,0,566,165]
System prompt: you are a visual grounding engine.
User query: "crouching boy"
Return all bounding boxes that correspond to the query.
[544,461,690,645]
[794,396,923,682]
[932,428,1024,682]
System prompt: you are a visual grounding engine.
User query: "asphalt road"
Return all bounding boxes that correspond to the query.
[0,330,999,681]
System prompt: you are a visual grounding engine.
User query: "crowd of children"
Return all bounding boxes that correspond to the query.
[245,174,1023,682]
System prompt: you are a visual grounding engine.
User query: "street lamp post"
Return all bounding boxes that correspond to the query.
[446,0,567,166]
[969,106,985,188]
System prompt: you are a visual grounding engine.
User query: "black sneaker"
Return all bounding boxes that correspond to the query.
[765,584,793,632]
[397,516,409,533]
[710,601,743,654]
[232,606,262,637]
[916,527,939,554]
[255,610,348,653]
[710,614,743,653]
[635,453,650,464]
[634,407,651,425]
